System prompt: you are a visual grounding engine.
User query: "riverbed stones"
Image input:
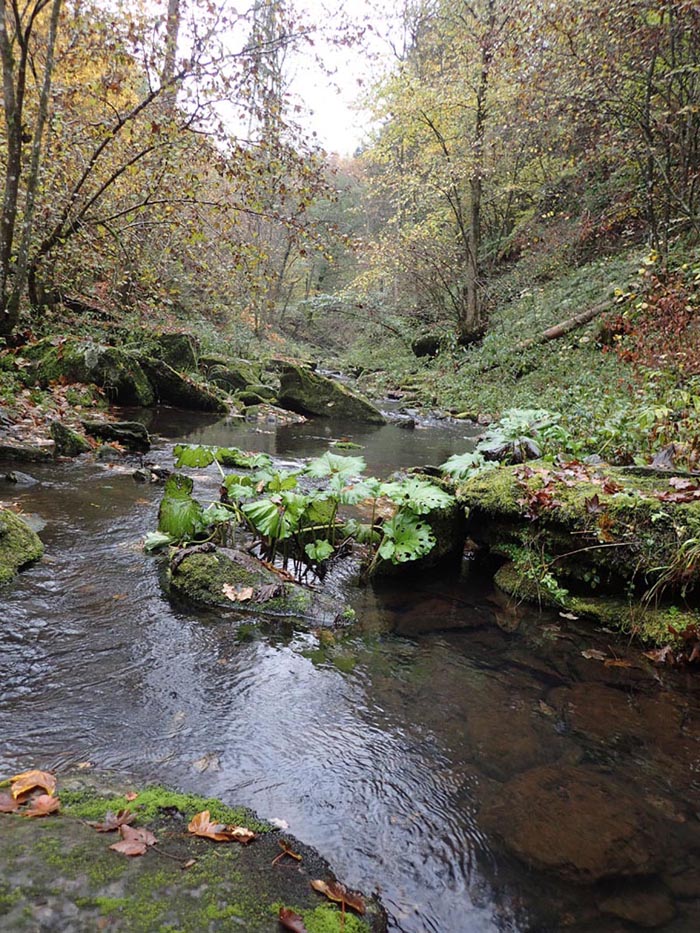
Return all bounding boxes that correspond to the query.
[481,764,664,882]
[0,507,43,584]
[0,441,52,462]
[598,880,676,928]
[81,419,150,452]
[278,363,386,424]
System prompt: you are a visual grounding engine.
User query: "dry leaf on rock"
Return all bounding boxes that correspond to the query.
[89,809,135,832]
[24,794,60,818]
[0,793,19,813]
[109,824,157,857]
[222,583,254,602]
[279,907,309,933]
[10,769,56,800]
[187,810,256,844]
[272,838,303,865]
[581,649,607,661]
[310,879,366,915]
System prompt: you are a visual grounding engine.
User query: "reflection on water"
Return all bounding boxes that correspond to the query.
[2,410,700,932]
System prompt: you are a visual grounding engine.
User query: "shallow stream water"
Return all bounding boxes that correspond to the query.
[3,408,700,932]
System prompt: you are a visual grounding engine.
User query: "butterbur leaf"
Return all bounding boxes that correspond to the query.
[311,879,366,915]
[304,539,334,562]
[110,824,156,856]
[143,531,174,552]
[157,474,204,539]
[89,808,135,832]
[0,793,19,813]
[305,451,366,479]
[173,444,216,468]
[380,478,454,515]
[279,907,309,933]
[10,769,56,799]
[379,512,435,563]
[24,794,60,818]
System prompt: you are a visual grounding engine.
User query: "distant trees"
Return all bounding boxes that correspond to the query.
[355,0,700,341]
[0,0,335,339]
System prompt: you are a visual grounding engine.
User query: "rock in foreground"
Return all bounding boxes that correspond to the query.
[0,507,43,585]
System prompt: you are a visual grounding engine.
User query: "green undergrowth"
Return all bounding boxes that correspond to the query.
[276,904,369,933]
[60,785,270,833]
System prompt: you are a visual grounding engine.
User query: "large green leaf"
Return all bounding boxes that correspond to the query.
[380,478,454,515]
[441,451,496,481]
[173,444,216,468]
[143,531,174,552]
[157,473,205,539]
[305,451,366,479]
[242,491,308,541]
[304,539,334,562]
[378,512,435,563]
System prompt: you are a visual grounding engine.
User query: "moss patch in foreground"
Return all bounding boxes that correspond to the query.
[60,784,269,833]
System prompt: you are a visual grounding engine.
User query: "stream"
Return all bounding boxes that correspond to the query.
[3,408,700,932]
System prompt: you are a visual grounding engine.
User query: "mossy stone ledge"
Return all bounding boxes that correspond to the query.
[457,462,700,644]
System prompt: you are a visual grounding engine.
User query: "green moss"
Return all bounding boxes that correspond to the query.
[278,363,386,424]
[60,784,268,832]
[278,904,370,933]
[0,508,43,585]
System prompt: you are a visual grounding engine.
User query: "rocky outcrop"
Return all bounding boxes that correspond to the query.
[200,356,262,392]
[147,332,199,371]
[26,337,155,406]
[167,545,350,627]
[140,358,228,413]
[0,507,43,584]
[278,364,386,424]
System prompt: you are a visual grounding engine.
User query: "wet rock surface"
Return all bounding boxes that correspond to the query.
[0,772,384,933]
[0,507,44,585]
[278,364,386,424]
[81,419,151,452]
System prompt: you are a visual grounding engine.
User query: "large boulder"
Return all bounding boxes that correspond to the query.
[167,545,348,627]
[278,364,386,424]
[0,507,43,584]
[26,337,154,406]
[146,332,199,371]
[50,421,91,457]
[140,358,228,412]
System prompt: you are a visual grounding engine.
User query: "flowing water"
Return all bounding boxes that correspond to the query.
[2,409,700,932]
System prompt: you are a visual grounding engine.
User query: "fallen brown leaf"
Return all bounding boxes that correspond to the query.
[24,794,60,818]
[279,907,309,933]
[89,809,135,832]
[222,583,254,602]
[187,810,256,844]
[581,649,607,661]
[10,769,56,800]
[109,824,156,857]
[0,793,19,813]
[311,879,366,915]
[125,792,139,802]
[272,838,303,865]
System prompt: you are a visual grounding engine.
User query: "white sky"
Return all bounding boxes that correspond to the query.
[286,0,400,155]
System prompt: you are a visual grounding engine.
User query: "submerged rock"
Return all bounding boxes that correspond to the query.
[81,419,150,452]
[0,507,43,585]
[481,764,664,882]
[278,363,386,424]
[167,545,350,627]
[598,879,676,928]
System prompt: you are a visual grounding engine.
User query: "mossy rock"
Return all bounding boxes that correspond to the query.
[49,421,91,457]
[200,356,262,392]
[25,338,155,406]
[167,546,348,627]
[0,507,43,585]
[140,358,228,413]
[147,332,199,371]
[81,420,150,453]
[278,364,386,424]
[247,383,277,401]
[0,771,384,933]
[0,442,52,463]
